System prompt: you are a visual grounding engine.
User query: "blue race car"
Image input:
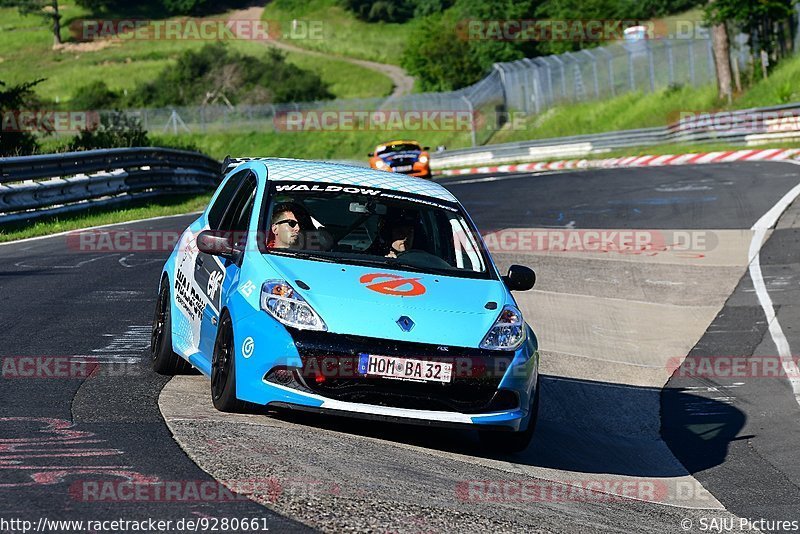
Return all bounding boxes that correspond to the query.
[151,158,540,452]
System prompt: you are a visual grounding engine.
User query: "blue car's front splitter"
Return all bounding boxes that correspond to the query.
[268,394,526,432]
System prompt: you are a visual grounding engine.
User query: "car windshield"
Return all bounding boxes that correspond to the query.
[376,143,420,155]
[263,182,490,278]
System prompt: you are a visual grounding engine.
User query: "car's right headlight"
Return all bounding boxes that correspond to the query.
[260,280,327,331]
[480,305,526,351]
[374,159,388,169]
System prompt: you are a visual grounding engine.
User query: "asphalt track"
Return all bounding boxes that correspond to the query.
[1,161,799,533]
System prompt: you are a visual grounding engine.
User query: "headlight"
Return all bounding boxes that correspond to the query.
[375,159,388,169]
[260,280,327,331]
[418,155,428,164]
[480,305,525,351]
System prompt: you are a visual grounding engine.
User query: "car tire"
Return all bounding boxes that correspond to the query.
[211,312,248,413]
[151,280,190,375]
[479,377,540,453]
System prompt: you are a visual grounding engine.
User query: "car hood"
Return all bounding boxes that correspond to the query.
[266,255,507,347]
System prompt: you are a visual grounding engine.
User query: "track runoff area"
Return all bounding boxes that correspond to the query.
[1,159,800,532]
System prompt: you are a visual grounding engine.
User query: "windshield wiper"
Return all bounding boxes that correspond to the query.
[267,250,339,263]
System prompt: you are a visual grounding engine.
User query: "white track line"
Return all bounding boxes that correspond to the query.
[748,161,800,407]
[0,211,202,247]
[442,170,563,185]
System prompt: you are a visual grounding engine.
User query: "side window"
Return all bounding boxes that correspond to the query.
[208,169,248,230]
[219,175,257,237]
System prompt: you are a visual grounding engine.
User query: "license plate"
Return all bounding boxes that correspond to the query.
[394,165,413,172]
[358,353,452,383]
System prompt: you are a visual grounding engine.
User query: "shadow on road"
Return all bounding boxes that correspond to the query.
[263,374,745,478]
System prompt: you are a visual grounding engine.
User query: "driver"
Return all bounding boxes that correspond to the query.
[267,203,302,249]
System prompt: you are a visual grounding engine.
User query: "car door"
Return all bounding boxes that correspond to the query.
[173,169,249,355]
[196,173,258,360]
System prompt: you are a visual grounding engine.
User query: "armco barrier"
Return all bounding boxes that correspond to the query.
[430,102,800,170]
[0,148,220,224]
[437,148,800,176]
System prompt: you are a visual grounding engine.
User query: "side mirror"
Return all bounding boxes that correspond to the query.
[423,146,430,151]
[502,265,535,291]
[367,152,374,157]
[196,230,236,260]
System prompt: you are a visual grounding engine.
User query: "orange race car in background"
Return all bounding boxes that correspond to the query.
[368,140,431,179]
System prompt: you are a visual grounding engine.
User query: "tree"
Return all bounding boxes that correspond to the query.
[703,0,796,98]
[0,0,62,46]
[0,79,45,157]
[710,20,733,101]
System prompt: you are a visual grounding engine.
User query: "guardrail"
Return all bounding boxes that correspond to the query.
[0,148,220,225]
[430,102,800,170]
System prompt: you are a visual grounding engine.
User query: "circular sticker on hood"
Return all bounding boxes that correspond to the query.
[359,273,426,297]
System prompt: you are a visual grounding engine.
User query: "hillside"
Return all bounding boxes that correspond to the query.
[0,4,394,103]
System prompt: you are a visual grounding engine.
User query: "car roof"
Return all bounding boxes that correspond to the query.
[235,157,457,203]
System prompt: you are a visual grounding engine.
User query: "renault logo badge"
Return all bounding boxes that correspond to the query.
[396,316,415,332]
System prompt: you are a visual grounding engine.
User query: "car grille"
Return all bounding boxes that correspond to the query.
[270,329,517,413]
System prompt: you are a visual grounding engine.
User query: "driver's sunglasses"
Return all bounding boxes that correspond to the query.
[274,219,300,228]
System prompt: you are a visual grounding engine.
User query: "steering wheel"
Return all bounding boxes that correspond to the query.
[392,249,452,269]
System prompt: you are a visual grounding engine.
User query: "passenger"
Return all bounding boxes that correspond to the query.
[386,223,415,258]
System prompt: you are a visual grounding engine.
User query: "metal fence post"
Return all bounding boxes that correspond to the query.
[706,38,715,84]
[647,41,656,92]
[628,49,635,91]
[582,49,600,99]
[688,40,696,85]
[493,63,509,112]
[460,95,477,147]
[796,2,800,53]
[552,55,567,101]
[665,40,675,85]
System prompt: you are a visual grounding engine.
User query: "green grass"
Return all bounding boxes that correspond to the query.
[489,52,800,146]
[736,52,800,107]
[156,129,470,160]
[0,5,393,103]
[281,50,393,98]
[261,0,416,65]
[490,85,719,144]
[0,193,212,243]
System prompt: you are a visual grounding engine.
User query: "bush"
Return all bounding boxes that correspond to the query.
[75,0,251,16]
[64,112,150,151]
[70,81,120,111]
[129,43,333,107]
[340,0,415,22]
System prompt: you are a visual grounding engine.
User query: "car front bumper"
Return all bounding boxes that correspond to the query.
[232,308,539,430]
